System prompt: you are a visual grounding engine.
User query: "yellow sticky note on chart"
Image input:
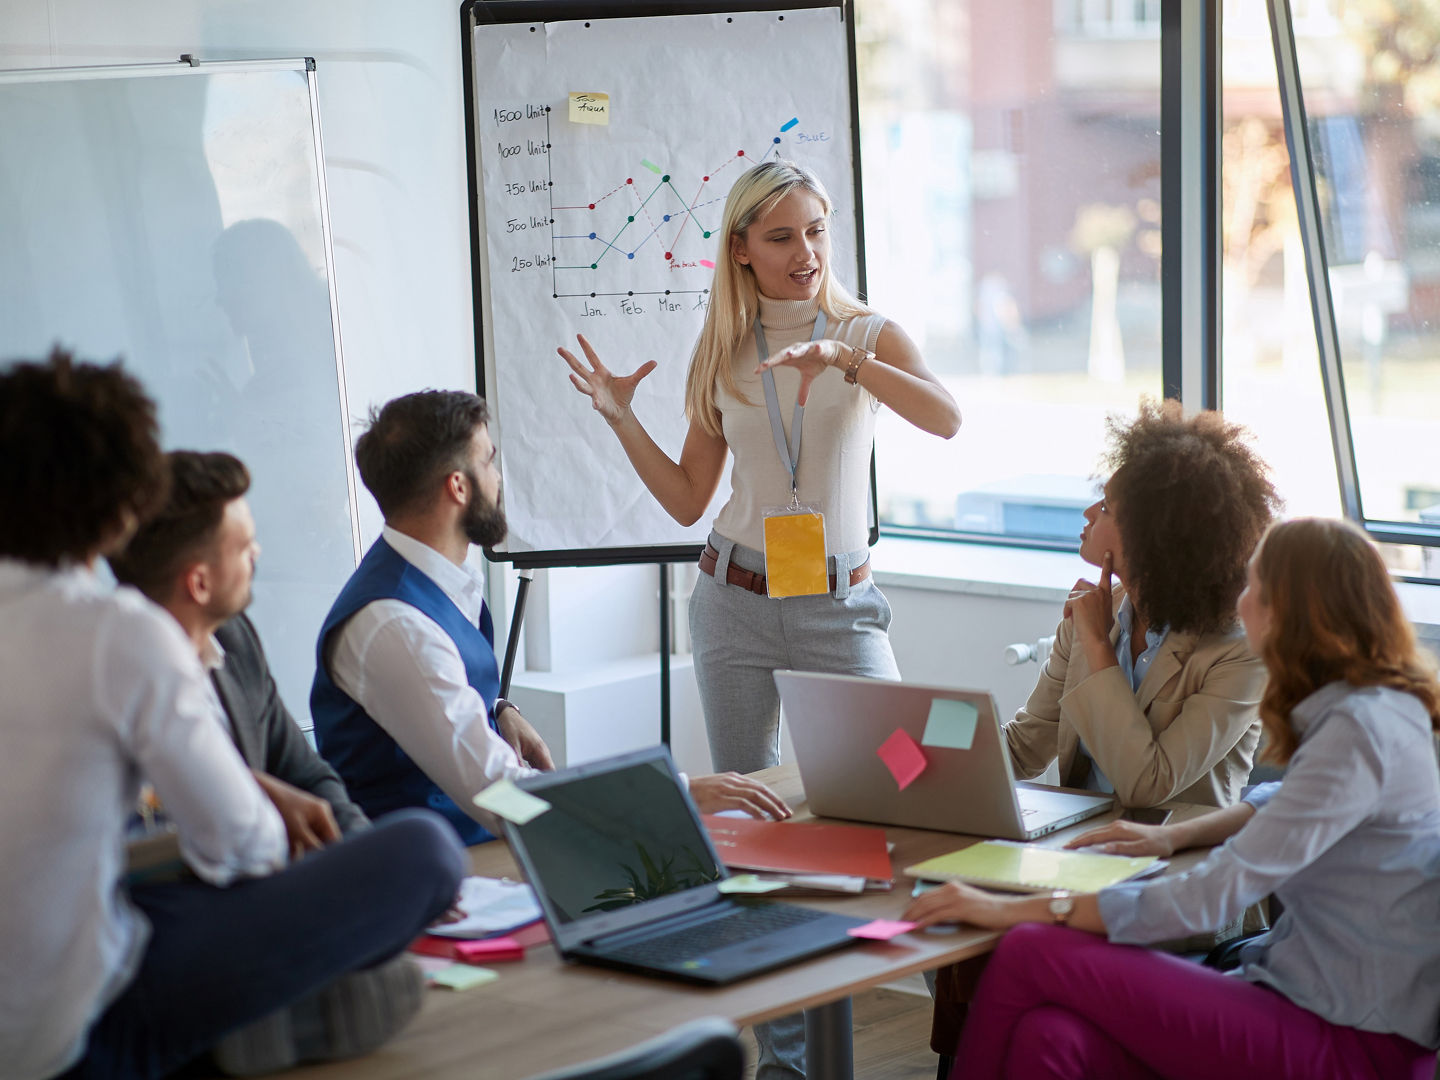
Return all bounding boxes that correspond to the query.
[569,92,609,125]
[763,512,828,598]
[473,779,550,825]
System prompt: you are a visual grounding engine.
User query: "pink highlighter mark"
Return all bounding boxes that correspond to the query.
[877,728,927,790]
[848,919,917,941]
[700,259,715,269]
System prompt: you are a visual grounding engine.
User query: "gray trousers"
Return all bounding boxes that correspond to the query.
[688,532,899,1079]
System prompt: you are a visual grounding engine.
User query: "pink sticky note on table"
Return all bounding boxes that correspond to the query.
[876,728,927,790]
[847,919,917,941]
[454,936,525,963]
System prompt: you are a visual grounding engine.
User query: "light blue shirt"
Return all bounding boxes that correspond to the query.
[1099,681,1440,1049]
[1078,596,1168,794]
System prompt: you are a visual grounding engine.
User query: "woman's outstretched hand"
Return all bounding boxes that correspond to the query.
[559,333,657,426]
[1066,818,1177,858]
[755,338,845,407]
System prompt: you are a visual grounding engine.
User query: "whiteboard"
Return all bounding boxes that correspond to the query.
[0,59,360,728]
[466,5,860,563]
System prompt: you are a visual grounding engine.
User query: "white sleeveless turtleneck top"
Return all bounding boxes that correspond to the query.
[710,293,885,555]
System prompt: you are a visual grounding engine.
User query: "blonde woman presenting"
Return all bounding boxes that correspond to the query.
[561,160,959,1080]
[561,159,958,776]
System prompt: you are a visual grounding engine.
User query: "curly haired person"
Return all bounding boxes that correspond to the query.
[931,398,1283,1061]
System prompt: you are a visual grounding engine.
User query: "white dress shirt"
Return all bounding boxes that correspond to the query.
[326,527,537,830]
[0,560,286,1080]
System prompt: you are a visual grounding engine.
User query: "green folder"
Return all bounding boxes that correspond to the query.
[905,840,1160,894]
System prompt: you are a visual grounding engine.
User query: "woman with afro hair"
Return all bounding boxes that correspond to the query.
[1004,398,1282,809]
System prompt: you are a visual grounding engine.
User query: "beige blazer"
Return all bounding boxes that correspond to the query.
[1004,598,1265,808]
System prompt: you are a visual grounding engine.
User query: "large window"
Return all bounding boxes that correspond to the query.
[858,0,1162,545]
[1267,0,1440,576]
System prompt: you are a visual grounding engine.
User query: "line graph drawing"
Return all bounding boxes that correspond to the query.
[544,116,807,300]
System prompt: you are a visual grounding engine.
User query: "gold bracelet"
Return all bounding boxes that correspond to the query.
[843,345,872,385]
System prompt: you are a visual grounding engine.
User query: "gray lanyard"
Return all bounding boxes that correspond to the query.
[756,311,828,499]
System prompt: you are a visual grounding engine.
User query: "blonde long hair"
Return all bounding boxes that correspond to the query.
[684,160,870,437]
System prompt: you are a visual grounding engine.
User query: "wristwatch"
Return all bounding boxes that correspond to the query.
[1048,890,1075,927]
[493,697,516,721]
[842,345,873,385]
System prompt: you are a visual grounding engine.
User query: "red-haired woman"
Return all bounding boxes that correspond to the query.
[906,518,1440,1079]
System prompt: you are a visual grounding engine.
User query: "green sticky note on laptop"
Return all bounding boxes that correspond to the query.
[921,699,978,750]
[473,779,551,825]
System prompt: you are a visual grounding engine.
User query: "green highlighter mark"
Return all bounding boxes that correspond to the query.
[921,699,978,751]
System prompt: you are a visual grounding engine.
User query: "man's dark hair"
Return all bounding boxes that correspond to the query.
[109,451,251,600]
[355,390,490,518]
[0,348,169,567]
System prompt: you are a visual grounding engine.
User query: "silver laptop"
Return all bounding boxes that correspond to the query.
[775,671,1113,840]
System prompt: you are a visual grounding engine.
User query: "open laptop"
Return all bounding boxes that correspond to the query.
[775,671,1113,841]
[503,746,870,986]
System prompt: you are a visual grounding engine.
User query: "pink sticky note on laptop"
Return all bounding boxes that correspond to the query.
[876,728,927,790]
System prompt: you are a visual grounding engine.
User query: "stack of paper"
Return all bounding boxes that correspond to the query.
[426,876,543,939]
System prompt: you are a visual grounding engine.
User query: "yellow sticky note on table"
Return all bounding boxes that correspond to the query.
[569,92,609,125]
[717,874,789,895]
[473,779,550,825]
[763,512,827,597]
[428,963,499,991]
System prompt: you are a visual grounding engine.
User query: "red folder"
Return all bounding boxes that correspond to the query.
[703,815,893,883]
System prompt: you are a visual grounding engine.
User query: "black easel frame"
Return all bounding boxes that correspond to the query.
[461,0,872,743]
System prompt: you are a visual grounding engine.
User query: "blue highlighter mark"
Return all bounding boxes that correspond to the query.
[780,117,799,132]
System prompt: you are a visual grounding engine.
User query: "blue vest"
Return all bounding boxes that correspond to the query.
[311,537,499,844]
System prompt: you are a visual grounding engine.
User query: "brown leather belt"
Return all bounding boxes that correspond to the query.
[698,542,871,597]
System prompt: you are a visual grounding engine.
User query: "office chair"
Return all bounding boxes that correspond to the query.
[524,1017,744,1080]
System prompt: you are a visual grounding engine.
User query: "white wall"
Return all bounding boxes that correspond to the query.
[1,0,477,543]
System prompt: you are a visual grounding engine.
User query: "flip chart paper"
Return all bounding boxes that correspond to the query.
[921,699,978,750]
[847,919,916,941]
[473,9,856,555]
[717,874,789,894]
[473,779,551,824]
[877,728,927,790]
[568,91,609,124]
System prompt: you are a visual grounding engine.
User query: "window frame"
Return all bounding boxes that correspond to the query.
[1265,0,1440,553]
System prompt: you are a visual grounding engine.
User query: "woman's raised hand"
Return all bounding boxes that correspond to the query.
[755,338,844,407]
[559,334,657,426]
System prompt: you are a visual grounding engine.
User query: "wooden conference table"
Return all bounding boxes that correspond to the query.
[288,766,1212,1080]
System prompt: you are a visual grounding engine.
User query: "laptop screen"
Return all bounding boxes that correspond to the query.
[508,752,726,929]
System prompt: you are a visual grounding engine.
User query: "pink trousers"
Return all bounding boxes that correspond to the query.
[953,923,1433,1080]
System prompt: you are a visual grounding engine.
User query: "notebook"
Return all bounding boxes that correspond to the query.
[702,814,894,884]
[775,670,1114,841]
[502,747,870,986]
[906,840,1161,893]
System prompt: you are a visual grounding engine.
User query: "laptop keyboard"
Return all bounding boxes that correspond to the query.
[605,903,829,966]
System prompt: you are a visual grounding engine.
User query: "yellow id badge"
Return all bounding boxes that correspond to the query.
[762,509,828,598]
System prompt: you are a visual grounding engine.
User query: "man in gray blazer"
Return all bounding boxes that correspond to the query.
[111,449,368,851]
[213,612,369,836]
